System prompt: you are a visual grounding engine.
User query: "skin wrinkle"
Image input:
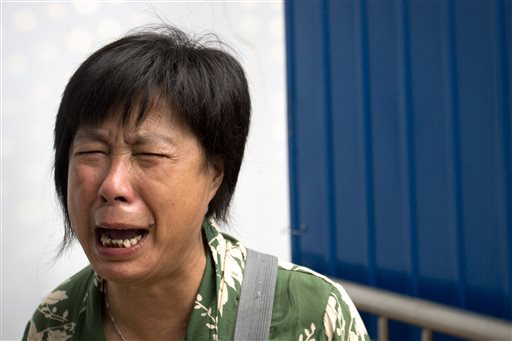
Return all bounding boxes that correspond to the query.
[67,106,223,340]
[71,131,178,163]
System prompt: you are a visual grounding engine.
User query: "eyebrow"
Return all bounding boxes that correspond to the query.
[129,133,177,147]
[73,129,109,144]
[73,129,177,146]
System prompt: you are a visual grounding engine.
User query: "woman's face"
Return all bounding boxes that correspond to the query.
[67,106,222,285]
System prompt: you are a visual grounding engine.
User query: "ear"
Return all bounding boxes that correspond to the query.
[207,156,224,201]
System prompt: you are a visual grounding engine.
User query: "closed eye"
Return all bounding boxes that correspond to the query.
[75,150,107,156]
[135,153,168,158]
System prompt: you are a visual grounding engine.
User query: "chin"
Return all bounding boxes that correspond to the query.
[91,261,149,285]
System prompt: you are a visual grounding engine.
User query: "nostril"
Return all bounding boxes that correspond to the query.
[114,196,128,203]
[98,194,128,204]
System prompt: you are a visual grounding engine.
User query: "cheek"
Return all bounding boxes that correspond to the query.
[67,162,104,218]
[146,173,207,220]
[175,174,216,215]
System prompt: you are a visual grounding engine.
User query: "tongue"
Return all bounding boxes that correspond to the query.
[106,229,140,240]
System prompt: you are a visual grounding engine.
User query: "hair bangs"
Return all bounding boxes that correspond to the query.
[72,51,166,131]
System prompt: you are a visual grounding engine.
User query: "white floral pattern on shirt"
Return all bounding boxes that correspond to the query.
[24,219,369,341]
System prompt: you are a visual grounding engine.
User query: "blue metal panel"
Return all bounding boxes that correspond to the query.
[497,0,512,321]
[327,0,371,285]
[453,0,510,318]
[285,0,512,339]
[286,1,334,275]
[366,0,410,293]
[408,0,463,307]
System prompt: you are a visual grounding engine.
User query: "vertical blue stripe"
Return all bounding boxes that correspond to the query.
[497,0,512,319]
[358,0,376,286]
[284,1,302,264]
[321,0,337,276]
[447,0,467,309]
[399,0,419,298]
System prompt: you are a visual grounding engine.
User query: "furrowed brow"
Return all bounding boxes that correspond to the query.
[73,129,109,143]
[130,133,177,147]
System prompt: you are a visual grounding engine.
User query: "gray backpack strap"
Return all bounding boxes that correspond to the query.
[233,248,278,341]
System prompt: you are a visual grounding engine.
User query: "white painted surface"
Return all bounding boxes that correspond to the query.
[1,2,289,339]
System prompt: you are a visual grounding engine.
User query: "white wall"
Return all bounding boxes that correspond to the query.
[1,2,289,339]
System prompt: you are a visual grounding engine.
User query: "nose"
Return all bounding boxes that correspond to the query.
[98,158,134,204]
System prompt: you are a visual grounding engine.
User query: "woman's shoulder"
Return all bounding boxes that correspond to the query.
[272,260,369,341]
[22,266,98,341]
[37,266,98,312]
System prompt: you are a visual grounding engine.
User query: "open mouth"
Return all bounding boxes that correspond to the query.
[96,227,148,248]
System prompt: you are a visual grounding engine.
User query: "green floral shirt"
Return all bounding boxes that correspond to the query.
[23,221,369,341]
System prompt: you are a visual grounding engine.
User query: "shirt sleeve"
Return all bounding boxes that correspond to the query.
[20,294,77,341]
[322,282,370,341]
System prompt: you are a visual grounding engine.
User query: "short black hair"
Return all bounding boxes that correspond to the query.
[54,25,251,252]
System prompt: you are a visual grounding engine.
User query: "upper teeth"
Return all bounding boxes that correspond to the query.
[100,234,143,248]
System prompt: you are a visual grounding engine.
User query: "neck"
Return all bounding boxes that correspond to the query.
[103,240,207,341]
